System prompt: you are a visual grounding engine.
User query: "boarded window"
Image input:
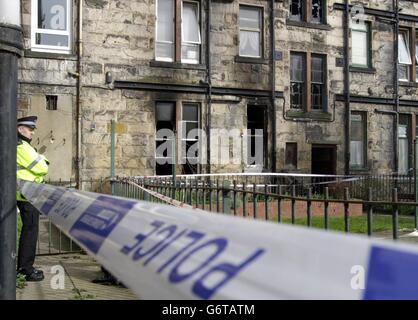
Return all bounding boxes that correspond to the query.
[285,142,297,169]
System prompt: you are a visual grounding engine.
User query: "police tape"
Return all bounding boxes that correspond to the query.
[19,180,418,300]
[123,179,195,209]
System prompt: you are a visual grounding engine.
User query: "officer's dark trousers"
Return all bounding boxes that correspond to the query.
[17,201,40,274]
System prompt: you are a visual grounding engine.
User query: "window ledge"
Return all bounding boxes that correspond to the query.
[349,167,370,173]
[24,49,77,60]
[350,66,376,74]
[399,81,418,88]
[286,20,332,31]
[150,60,206,71]
[234,56,269,65]
[286,110,332,121]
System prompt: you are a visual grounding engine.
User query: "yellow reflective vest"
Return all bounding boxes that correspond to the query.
[16,139,49,201]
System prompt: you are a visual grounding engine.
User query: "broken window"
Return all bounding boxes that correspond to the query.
[311,0,324,24]
[181,103,200,174]
[239,6,262,58]
[247,105,265,167]
[398,31,412,81]
[290,53,305,109]
[31,0,72,53]
[289,0,326,24]
[311,55,325,110]
[285,142,298,169]
[46,95,58,111]
[350,112,366,168]
[290,0,303,22]
[155,102,176,175]
[156,0,201,64]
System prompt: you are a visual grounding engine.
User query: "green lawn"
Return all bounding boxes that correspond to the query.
[281,214,416,234]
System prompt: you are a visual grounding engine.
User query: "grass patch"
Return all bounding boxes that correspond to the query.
[281,214,416,234]
[16,273,26,289]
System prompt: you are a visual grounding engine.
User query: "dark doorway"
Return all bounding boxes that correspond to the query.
[311,145,337,194]
[311,144,337,175]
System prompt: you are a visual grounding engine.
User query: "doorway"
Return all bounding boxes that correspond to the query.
[311,144,337,175]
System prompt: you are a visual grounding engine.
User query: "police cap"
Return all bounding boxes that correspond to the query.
[17,116,38,129]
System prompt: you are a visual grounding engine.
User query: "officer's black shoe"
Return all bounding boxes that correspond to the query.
[25,270,45,282]
[32,268,44,276]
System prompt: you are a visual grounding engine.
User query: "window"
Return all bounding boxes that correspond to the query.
[290,53,305,109]
[247,105,265,167]
[350,112,366,168]
[156,0,201,64]
[351,21,371,68]
[46,95,58,110]
[239,6,262,58]
[181,103,200,174]
[311,55,325,110]
[289,0,325,24]
[31,0,71,53]
[290,0,303,22]
[155,102,176,175]
[290,52,327,112]
[399,30,412,82]
[399,114,411,174]
[285,143,298,169]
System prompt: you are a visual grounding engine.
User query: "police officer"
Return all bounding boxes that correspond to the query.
[16,116,50,281]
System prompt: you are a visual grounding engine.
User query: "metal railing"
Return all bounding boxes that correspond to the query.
[131,172,416,201]
[34,178,110,256]
[113,175,418,240]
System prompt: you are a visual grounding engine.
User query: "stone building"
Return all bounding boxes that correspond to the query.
[15,0,418,184]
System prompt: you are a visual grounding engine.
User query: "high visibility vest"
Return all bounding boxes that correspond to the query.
[16,139,49,201]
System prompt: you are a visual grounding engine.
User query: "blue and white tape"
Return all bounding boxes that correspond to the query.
[20,181,418,300]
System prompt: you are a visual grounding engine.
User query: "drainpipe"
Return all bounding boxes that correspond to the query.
[75,0,83,188]
[393,0,399,173]
[206,0,212,174]
[270,0,276,172]
[344,0,351,175]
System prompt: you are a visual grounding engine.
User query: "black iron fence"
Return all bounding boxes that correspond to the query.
[112,175,418,240]
[34,178,110,256]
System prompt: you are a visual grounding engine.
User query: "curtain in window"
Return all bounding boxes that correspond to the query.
[398,33,412,65]
[399,138,409,174]
[350,141,363,167]
[240,31,260,57]
[156,0,174,60]
[182,3,200,43]
[352,30,367,66]
[239,7,261,57]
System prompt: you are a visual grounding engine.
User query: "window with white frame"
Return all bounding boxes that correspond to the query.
[156,0,175,62]
[351,21,370,68]
[155,0,201,64]
[182,2,201,64]
[31,0,71,53]
[398,31,412,81]
[239,5,262,58]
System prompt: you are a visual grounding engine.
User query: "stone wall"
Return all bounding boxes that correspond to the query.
[17,0,418,180]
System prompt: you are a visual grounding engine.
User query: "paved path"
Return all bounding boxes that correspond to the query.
[16,254,139,300]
